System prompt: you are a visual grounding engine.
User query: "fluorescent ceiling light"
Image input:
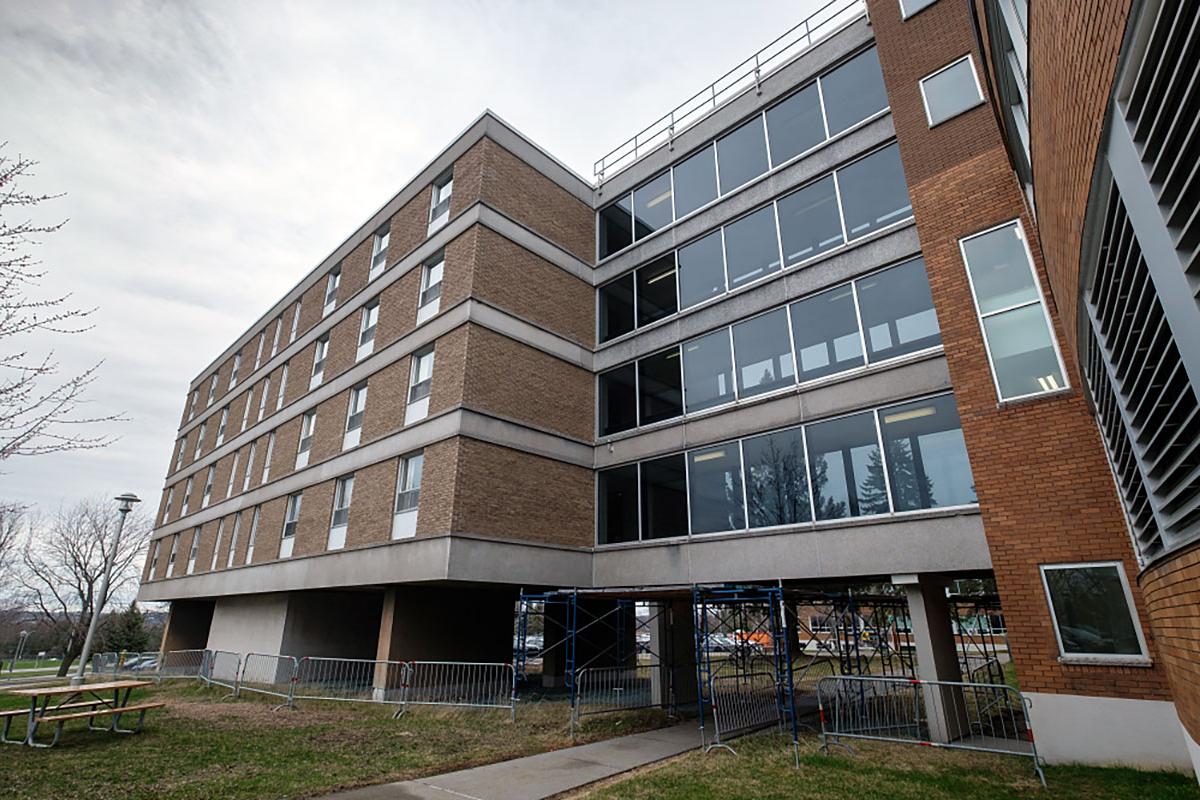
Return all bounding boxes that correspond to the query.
[883,407,935,424]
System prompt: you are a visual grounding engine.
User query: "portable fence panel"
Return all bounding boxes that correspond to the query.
[709,671,782,749]
[91,652,118,675]
[238,653,298,704]
[293,657,408,706]
[574,664,660,718]
[203,650,242,691]
[405,661,515,711]
[159,649,208,679]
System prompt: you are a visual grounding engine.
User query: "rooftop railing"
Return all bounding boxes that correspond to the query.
[593,0,867,185]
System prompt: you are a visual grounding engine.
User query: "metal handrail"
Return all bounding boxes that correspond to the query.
[593,0,867,184]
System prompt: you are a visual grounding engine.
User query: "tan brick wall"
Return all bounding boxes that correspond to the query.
[345,458,399,549]
[293,479,335,558]
[1141,543,1200,744]
[451,138,486,220]
[323,314,360,383]
[251,496,287,565]
[429,325,469,416]
[285,346,314,407]
[389,185,434,264]
[462,325,593,441]
[309,392,351,465]
[270,416,303,484]
[415,437,459,537]
[870,0,1171,701]
[376,268,422,350]
[360,358,410,445]
[450,437,592,547]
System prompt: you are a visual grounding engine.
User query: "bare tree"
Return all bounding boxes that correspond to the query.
[0,502,19,584]
[1,142,118,463]
[19,498,150,676]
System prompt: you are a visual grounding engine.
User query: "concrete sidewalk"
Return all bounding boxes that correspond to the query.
[324,722,699,800]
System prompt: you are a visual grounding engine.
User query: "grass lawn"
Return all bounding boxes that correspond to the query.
[577,732,1200,800]
[1,680,668,800]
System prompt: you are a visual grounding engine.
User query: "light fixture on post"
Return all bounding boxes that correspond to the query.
[72,492,141,686]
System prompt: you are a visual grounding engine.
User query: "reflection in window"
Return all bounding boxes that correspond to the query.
[724,206,781,289]
[633,172,673,240]
[716,116,770,194]
[599,274,635,343]
[790,286,864,381]
[688,444,745,534]
[743,429,811,527]
[598,465,639,544]
[879,395,975,511]
[777,175,844,267]
[599,364,638,436]
[805,411,889,520]
[838,145,913,239]
[636,254,678,327]
[683,330,735,413]
[599,196,633,259]
[673,145,718,218]
[856,259,941,361]
[1042,564,1144,657]
[677,230,726,310]
[821,47,890,135]
[766,83,826,166]
[637,348,682,425]
[641,454,688,539]
[921,56,983,126]
[733,308,795,397]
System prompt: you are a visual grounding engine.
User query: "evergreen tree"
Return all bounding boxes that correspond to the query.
[103,602,152,653]
[859,439,934,513]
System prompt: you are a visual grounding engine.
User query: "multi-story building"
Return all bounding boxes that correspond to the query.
[138,0,1198,774]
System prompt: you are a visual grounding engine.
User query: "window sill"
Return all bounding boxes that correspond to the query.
[995,385,1073,410]
[1057,655,1153,668]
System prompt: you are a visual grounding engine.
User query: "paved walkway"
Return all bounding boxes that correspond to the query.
[325,722,699,800]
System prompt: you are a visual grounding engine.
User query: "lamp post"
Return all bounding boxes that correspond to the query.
[8,630,28,675]
[72,492,141,686]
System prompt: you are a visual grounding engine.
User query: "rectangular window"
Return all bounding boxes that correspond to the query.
[280,492,302,558]
[150,539,161,577]
[229,353,241,389]
[207,374,218,407]
[959,221,1065,400]
[765,82,825,166]
[358,302,379,360]
[805,411,889,520]
[635,254,678,327]
[633,171,673,240]
[598,195,633,259]
[597,464,639,544]
[256,377,271,422]
[836,144,913,239]
[688,443,745,534]
[276,363,289,411]
[215,407,229,446]
[899,0,937,17]
[181,479,193,519]
[226,451,240,498]
[210,518,225,571]
[732,307,795,398]
[819,47,889,136]
[677,229,726,310]
[245,506,260,564]
[637,347,683,425]
[879,395,975,511]
[270,317,282,358]
[1040,563,1147,660]
[683,330,734,413]
[405,346,435,424]
[429,171,453,233]
[163,486,174,523]
[716,116,769,194]
[344,383,367,449]
[598,273,635,343]
[253,332,265,370]
[672,145,718,218]
[261,431,275,483]
[598,363,638,436]
[856,258,941,361]
[776,174,843,267]
[188,389,199,421]
[175,438,185,470]
[201,465,215,508]
[743,428,811,528]
[296,411,315,469]
[323,265,341,317]
[370,225,390,281]
[310,335,329,389]
[417,254,444,324]
[226,512,241,568]
[790,285,864,382]
[240,391,252,431]
[289,300,302,343]
[393,452,423,539]
[166,533,179,577]
[920,55,984,127]
[328,474,354,550]
[242,441,256,491]
[723,205,781,290]
[640,454,688,540]
[186,527,200,574]
[194,423,206,459]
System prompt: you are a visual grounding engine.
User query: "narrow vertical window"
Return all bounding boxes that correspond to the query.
[201,465,215,508]
[358,301,379,360]
[226,450,240,498]
[276,363,289,411]
[328,474,354,550]
[206,374,218,407]
[296,411,315,469]
[175,438,186,470]
[244,506,260,564]
[256,376,271,422]
[210,518,225,571]
[280,492,302,558]
[417,253,444,324]
[215,407,229,446]
[194,423,206,459]
[186,527,200,574]
[242,441,257,491]
[428,170,453,234]
[253,332,265,370]
[150,539,161,577]
[226,512,242,568]
[166,533,179,577]
[240,391,252,432]
[229,353,241,389]
[289,299,302,343]
[323,265,341,317]
[270,317,283,358]
[393,452,424,539]
[597,465,639,544]
[163,486,175,523]
[405,346,435,425]
[188,389,199,421]
[261,431,275,483]
[370,224,391,281]
[343,383,368,449]
[310,335,329,389]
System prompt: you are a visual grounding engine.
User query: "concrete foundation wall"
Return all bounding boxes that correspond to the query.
[206,593,291,655]
[162,600,214,652]
[280,591,383,660]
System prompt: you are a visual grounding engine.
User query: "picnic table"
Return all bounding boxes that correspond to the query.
[2,679,164,747]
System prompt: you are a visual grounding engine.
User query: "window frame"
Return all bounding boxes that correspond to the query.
[370,225,390,281]
[899,0,938,20]
[1038,561,1150,664]
[323,265,341,317]
[918,54,986,128]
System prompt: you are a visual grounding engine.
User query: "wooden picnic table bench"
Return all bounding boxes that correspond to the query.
[4,679,165,747]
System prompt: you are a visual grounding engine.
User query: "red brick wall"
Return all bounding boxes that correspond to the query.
[1141,542,1200,744]
[869,0,1171,701]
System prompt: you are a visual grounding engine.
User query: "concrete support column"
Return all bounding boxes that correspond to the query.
[540,601,569,689]
[648,599,697,710]
[372,588,398,697]
[893,573,968,743]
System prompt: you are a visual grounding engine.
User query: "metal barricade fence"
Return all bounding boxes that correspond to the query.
[571,665,665,738]
[91,652,118,675]
[237,653,299,709]
[293,657,409,711]
[158,649,207,680]
[202,650,242,692]
[404,661,516,718]
[707,672,782,753]
[816,675,1045,786]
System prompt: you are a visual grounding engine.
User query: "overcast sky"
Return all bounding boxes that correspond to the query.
[2,0,822,514]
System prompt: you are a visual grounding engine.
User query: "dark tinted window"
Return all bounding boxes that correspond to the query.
[636,254,678,327]
[879,395,976,511]
[688,444,745,534]
[805,411,888,520]
[790,286,863,381]
[837,144,912,238]
[598,274,635,342]
[777,174,844,267]
[1043,566,1143,656]
[733,308,795,397]
[716,116,769,194]
[723,206,781,290]
[856,259,941,362]
[743,428,811,528]
[598,465,639,544]
[599,364,638,436]
[637,348,682,425]
[677,230,726,310]
[766,83,826,165]
[641,454,688,539]
[633,172,673,240]
[821,47,889,135]
[598,195,633,259]
[683,330,735,413]
[673,145,718,218]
